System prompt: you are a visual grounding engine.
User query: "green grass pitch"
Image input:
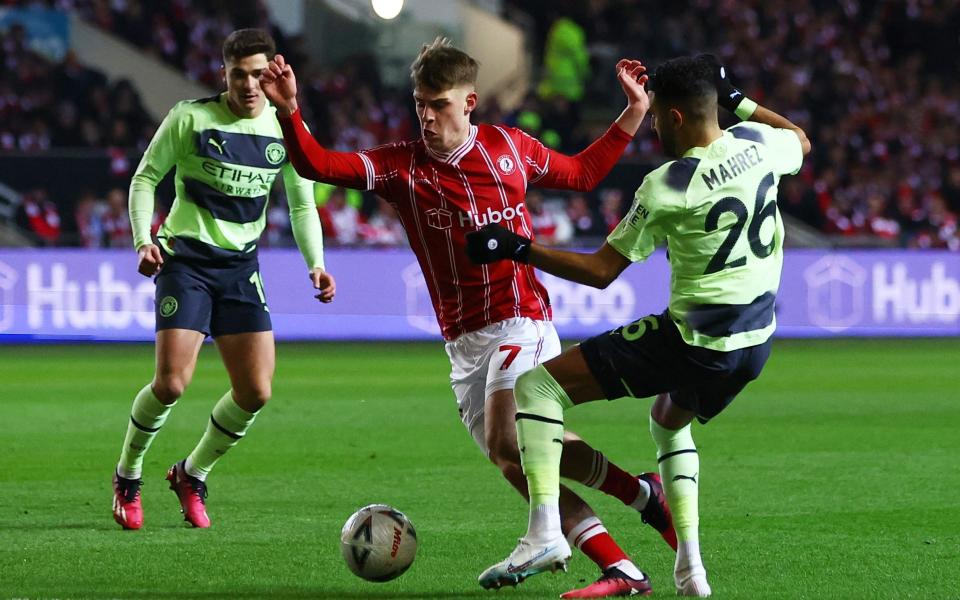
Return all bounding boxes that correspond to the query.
[1,339,957,599]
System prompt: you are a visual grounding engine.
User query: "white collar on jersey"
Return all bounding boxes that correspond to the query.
[425,125,478,166]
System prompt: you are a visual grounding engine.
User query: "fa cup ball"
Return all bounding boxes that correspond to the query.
[340,504,417,582]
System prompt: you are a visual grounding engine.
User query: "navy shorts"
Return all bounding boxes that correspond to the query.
[154,255,272,337]
[579,311,772,423]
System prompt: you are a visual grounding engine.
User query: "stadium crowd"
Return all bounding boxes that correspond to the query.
[3,0,959,250]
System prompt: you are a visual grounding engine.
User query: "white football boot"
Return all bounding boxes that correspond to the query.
[478,535,571,589]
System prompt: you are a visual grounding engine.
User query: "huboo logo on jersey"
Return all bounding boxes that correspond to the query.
[457,203,525,228]
[426,208,453,230]
[265,142,286,165]
[496,154,516,175]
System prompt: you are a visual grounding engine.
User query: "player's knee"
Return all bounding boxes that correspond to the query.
[513,368,539,410]
[237,381,272,409]
[152,375,189,403]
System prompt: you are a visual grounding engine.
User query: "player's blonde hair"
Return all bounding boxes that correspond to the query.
[410,37,479,91]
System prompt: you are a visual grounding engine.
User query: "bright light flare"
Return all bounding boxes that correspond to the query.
[372,0,403,20]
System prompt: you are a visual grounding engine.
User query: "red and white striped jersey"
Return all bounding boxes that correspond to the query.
[280,111,633,340]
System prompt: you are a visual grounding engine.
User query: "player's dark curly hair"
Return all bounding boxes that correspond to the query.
[222,28,276,63]
[649,56,717,121]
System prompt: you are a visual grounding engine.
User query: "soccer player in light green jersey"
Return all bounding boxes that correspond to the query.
[467,55,811,596]
[111,29,336,530]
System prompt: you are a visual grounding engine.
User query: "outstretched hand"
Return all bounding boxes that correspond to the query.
[616,59,649,113]
[260,53,299,116]
[610,59,650,136]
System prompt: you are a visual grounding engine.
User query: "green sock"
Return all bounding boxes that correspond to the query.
[185,391,259,481]
[117,384,174,479]
[650,416,700,543]
[514,365,573,508]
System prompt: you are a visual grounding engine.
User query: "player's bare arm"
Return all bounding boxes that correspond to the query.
[528,243,631,289]
[136,243,164,277]
[465,224,630,289]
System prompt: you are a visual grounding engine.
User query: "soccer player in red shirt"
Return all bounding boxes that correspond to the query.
[261,39,670,597]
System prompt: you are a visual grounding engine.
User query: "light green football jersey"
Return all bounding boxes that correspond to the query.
[608,121,804,351]
[129,93,324,267]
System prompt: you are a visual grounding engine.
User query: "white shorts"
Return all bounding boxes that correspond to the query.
[444,318,561,455]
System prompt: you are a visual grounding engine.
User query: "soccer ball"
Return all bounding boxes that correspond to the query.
[340,504,418,582]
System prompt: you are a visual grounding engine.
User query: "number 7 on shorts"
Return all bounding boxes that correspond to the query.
[498,345,522,370]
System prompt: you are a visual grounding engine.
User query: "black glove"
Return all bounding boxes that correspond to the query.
[698,53,745,112]
[465,224,532,264]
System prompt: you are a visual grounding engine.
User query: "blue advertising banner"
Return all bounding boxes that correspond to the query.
[0,7,69,61]
[0,249,956,342]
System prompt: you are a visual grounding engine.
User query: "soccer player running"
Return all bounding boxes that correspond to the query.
[111,29,335,530]
[468,55,811,596]
[261,39,674,598]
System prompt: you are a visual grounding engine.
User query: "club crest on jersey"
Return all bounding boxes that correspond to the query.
[426,208,453,230]
[496,154,516,175]
[265,142,286,165]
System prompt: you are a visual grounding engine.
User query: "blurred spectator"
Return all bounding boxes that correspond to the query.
[527,190,572,245]
[919,193,959,250]
[359,197,407,246]
[538,16,590,102]
[0,28,156,152]
[318,188,360,245]
[598,188,625,234]
[566,193,602,240]
[74,190,106,248]
[16,189,61,246]
[101,187,132,248]
[864,190,900,241]
[265,192,292,247]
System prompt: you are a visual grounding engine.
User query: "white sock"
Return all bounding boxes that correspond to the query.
[629,478,652,511]
[527,503,562,542]
[676,539,705,578]
[608,558,645,580]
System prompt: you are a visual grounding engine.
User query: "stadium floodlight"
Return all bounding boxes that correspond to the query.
[371,0,403,20]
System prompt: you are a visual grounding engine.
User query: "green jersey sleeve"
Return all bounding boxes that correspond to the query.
[606,162,684,262]
[284,163,325,270]
[731,122,803,176]
[128,102,192,249]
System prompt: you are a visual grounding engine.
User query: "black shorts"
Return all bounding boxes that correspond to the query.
[154,255,272,337]
[579,311,772,423]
